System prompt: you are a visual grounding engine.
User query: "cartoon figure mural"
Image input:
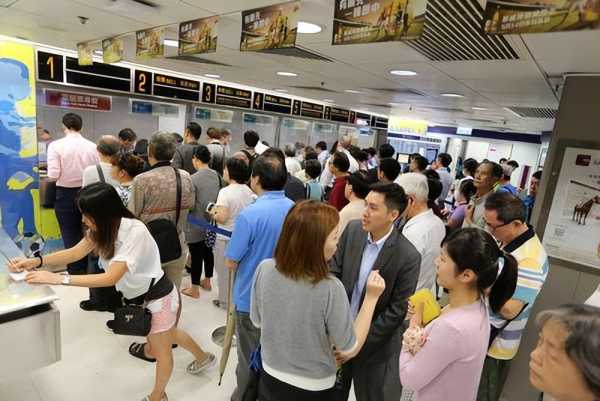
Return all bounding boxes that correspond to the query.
[0,41,61,253]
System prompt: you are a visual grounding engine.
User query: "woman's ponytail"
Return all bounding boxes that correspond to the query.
[489,252,518,314]
[444,228,519,314]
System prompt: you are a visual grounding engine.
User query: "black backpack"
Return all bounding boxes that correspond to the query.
[146,167,183,263]
[241,149,258,169]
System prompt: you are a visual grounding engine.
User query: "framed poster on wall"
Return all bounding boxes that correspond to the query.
[541,143,600,270]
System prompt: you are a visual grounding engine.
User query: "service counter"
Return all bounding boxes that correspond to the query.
[0,228,61,378]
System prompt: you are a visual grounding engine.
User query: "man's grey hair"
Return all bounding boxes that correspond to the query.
[536,304,600,398]
[149,131,176,162]
[395,172,429,202]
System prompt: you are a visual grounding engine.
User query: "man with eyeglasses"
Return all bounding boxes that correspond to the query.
[476,191,550,401]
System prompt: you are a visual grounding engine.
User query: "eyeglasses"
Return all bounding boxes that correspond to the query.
[484,219,514,230]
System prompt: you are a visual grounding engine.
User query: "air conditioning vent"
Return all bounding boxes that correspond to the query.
[131,0,158,7]
[289,85,338,93]
[258,46,334,62]
[367,88,426,96]
[0,0,19,7]
[166,55,232,66]
[360,103,392,109]
[406,0,519,61]
[507,107,557,119]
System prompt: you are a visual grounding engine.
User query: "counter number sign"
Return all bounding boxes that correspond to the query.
[134,70,153,95]
[203,83,216,103]
[292,100,301,116]
[38,51,64,83]
[253,92,264,110]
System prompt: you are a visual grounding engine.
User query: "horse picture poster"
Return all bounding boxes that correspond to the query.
[543,146,600,269]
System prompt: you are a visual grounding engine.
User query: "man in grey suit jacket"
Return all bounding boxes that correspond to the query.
[331,183,421,401]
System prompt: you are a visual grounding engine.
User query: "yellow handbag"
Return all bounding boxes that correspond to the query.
[409,289,441,326]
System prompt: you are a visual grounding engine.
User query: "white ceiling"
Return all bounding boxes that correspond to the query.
[2,0,600,133]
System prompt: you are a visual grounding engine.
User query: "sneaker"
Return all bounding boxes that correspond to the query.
[106,319,115,333]
[186,353,217,375]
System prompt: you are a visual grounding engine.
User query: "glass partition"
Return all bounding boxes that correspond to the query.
[279,118,311,149]
[242,112,278,149]
[309,122,337,149]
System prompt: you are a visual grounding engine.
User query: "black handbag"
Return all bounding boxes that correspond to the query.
[112,278,156,337]
[147,167,183,263]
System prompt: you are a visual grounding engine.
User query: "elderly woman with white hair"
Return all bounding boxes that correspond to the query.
[530,304,600,401]
[395,173,446,293]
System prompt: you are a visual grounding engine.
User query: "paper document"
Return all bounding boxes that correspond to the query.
[8,270,27,282]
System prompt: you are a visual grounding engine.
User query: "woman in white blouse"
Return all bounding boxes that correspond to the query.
[8,183,214,401]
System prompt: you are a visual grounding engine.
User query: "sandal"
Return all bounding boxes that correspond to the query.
[182,287,200,299]
[129,342,156,363]
[140,394,168,401]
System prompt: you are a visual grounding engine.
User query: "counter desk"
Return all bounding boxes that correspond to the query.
[0,228,61,378]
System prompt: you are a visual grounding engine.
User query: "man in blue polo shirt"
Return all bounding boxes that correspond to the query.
[225,149,294,401]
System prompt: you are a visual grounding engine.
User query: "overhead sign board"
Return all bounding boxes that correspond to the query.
[483,0,600,34]
[240,1,301,51]
[179,16,219,55]
[332,0,428,45]
[45,89,112,112]
[153,73,200,101]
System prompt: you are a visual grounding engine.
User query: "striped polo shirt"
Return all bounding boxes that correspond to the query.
[488,226,549,360]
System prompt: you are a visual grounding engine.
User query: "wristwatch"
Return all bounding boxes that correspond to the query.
[61,273,71,285]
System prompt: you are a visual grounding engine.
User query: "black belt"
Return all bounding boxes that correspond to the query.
[124,274,174,305]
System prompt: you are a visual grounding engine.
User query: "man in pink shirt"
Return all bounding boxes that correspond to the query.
[47,113,98,274]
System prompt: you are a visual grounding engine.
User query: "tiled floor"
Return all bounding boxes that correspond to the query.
[1,276,237,401]
[1,275,359,401]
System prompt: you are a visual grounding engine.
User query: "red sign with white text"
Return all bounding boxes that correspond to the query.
[44,90,112,112]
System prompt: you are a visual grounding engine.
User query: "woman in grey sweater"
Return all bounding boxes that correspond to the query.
[250,200,385,400]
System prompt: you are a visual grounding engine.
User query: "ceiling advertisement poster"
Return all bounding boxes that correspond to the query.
[76,42,93,66]
[136,27,165,59]
[332,0,427,45]
[102,37,124,64]
[542,146,600,269]
[240,1,301,51]
[483,0,600,34]
[178,16,220,56]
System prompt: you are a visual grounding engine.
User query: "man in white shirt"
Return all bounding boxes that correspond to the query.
[320,135,359,189]
[47,113,98,275]
[315,141,329,168]
[431,152,454,209]
[396,173,446,292]
[82,135,120,188]
[283,144,302,176]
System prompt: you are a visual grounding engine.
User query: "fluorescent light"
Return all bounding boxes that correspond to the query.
[164,39,179,47]
[440,93,464,98]
[277,71,298,77]
[274,88,288,92]
[345,89,363,94]
[94,50,103,56]
[389,69,418,76]
[205,73,220,78]
[472,107,488,111]
[298,21,322,34]
[323,99,334,102]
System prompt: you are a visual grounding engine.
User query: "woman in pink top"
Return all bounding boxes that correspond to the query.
[400,228,518,401]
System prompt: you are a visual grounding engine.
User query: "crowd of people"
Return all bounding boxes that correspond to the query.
[8,112,600,401]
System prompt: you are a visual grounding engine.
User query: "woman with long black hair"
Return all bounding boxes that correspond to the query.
[8,182,214,401]
[400,228,518,401]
